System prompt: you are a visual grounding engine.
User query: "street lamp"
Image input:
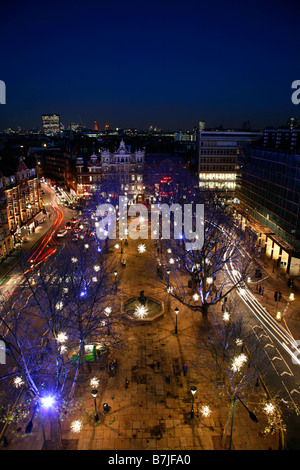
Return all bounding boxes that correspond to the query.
[105,307,111,335]
[114,270,118,292]
[91,389,99,422]
[174,307,179,334]
[229,395,258,450]
[190,386,197,419]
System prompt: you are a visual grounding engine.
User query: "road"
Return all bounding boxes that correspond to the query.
[0,184,76,299]
[226,248,300,448]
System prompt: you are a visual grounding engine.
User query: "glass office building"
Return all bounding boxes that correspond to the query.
[235,147,300,276]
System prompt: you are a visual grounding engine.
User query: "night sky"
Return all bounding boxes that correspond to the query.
[0,0,299,131]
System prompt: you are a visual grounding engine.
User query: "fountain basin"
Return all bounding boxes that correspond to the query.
[122,296,164,322]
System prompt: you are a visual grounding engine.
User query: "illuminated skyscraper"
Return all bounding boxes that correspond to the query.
[42,114,60,135]
[197,130,261,195]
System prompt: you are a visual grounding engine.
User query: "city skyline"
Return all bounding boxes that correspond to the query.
[0,0,299,132]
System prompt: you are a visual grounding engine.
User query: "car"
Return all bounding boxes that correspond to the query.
[57,229,68,238]
[65,222,71,230]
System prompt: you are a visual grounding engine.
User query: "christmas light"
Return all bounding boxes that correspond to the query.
[138,244,146,253]
[201,405,211,417]
[134,304,148,319]
[231,353,247,372]
[57,332,68,343]
[71,420,83,433]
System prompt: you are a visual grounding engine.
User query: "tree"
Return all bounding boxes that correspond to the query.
[185,310,272,447]
[148,190,254,327]
[0,231,125,441]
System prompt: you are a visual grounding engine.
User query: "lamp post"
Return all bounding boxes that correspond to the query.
[91,389,99,422]
[175,307,179,334]
[229,395,258,450]
[114,270,118,292]
[190,386,197,419]
[105,307,111,335]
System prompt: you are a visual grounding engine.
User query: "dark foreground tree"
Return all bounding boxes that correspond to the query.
[0,235,126,442]
[148,191,254,327]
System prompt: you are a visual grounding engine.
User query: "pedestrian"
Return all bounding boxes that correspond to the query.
[261,286,264,296]
[183,364,187,376]
[258,285,262,295]
[279,292,282,301]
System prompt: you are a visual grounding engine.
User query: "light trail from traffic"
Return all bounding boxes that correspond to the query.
[226,246,300,366]
[0,189,64,296]
[209,220,300,367]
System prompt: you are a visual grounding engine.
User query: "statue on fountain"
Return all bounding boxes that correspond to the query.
[138,290,147,306]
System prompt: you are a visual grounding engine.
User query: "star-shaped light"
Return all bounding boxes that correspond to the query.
[71,420,83,433]
[231,353,247,372]
[14,376,24,388]
[57,332,68,343]
[134,305,148,319]
[201,405,211,417]
[138,244,146,254]
[90,377,100,388]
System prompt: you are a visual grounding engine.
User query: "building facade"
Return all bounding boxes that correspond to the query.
[0,157,43,258]
[263,128,300,152]
[76,140,145,198]
[42,114,60,135]
[197,131,262,195]
[235,147,300,276]
[0,180,12,259]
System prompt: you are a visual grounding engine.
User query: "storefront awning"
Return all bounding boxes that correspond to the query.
[268,234,294,253]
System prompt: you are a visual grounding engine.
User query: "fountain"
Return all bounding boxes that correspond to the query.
[123,290,163,322]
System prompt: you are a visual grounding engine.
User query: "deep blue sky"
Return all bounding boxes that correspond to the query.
[0,0,299,131]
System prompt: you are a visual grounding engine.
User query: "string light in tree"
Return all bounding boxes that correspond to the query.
[231,353,247,372]
[14,376,24,388]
